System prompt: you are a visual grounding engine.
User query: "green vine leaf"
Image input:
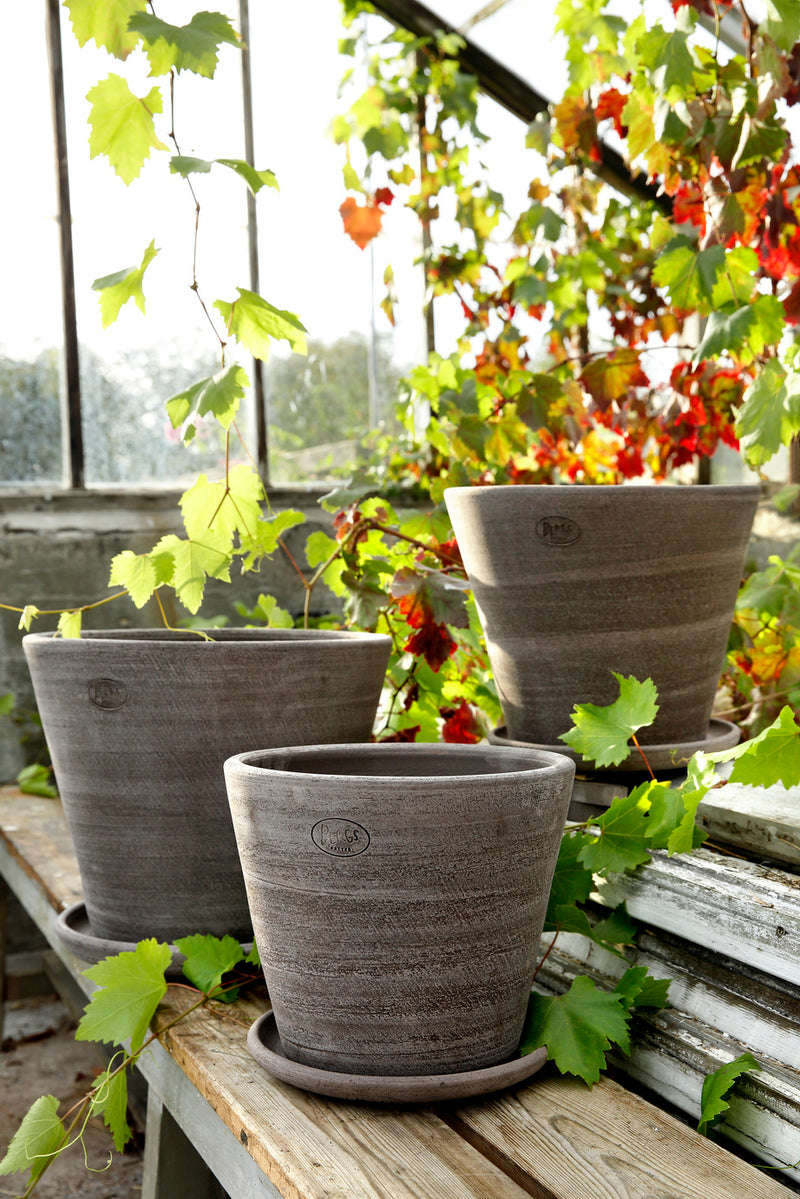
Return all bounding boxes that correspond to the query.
[169,156,279,195]
[17,605,39,632]
[707,705,800,788]
[129,11,240,78]
[175,933,246,996]
[64,0,146,58]
[591,903,638,950]
[108,549,159,608]
[697,1052,762,1137]
[77,939,171,1052]
[92,240,159,328]
[760,0,800,53]
[16,764,58,799]
[180,464,264,545]
[0,1094,65,1184]
[736,360,800,469]
[149,532,233,614]
[614,965,671,1012]
[57,611,82,639]
[559,674,659,767]
[578,785,653,876]
[166,364,249,437]
[651,238,724,315]
[214,289,308,360]
[87,75,167,184]
[90,1063,131,1152]
[520,976,631,1086]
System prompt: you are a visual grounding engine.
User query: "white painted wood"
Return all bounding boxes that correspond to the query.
[142,1088,230,1199]
[698,782,800,869]
[593,845,800,985]
[536,934,800,1184]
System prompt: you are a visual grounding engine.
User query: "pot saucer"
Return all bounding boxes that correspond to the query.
[489,718,740,774]
[56,901,252,980]
[247,1011,547,1103]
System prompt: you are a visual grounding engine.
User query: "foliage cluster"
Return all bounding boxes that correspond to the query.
[4,680,798,1193]
[3,0,800,1185]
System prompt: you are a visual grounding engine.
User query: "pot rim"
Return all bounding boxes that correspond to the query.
[443,482,761,499]
[225,741,576,783]
[23,627,392,647]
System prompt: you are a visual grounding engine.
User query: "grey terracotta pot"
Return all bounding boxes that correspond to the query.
[23,628,391,943]
[444,484,759,748]
[224,742,575,1078]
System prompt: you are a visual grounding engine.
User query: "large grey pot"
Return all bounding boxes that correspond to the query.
[23,628,391,943]
[225,742,575,1078]
[444,484,759,747]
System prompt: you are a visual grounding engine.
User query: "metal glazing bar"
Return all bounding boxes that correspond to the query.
[45,0,84,490]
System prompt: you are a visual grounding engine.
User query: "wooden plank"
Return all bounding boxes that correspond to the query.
[543,928,800,1072]
[698,783,800,870]
[151,989,533,1199]
[593,845,800,986]
[446,1072,792,1199]
[535,932,800,1183]
[0,787,82,910]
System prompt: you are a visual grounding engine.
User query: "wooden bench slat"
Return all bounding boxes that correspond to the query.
[594,845,800,986]
[447,1073,793,1199]
[152,991,533,1199]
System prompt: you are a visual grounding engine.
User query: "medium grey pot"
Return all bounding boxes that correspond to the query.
[225,742,575,1078]
[23,628,391,943]
[444,484,759,748]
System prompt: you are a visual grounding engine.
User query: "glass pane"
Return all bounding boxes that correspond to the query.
[251,4,422,484]
[61,0,255,487]
[0,4,65,487]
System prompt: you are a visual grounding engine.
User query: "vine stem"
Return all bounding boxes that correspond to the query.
[18,975,251,1197]
[630,734,655,781]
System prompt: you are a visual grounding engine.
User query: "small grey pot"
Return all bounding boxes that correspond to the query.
[23,628,391,944]
[224,742,575,1079]
[444,483,759,747]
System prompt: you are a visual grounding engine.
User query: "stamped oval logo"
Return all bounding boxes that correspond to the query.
[535,515,581,546]
[311,818,370,857]
[87,678,128,710]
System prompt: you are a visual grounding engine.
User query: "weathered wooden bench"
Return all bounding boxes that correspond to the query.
[0,783,797,1199]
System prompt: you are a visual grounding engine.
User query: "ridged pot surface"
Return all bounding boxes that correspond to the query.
[23,629,391,942]
[444,484,759,746]
[225,742,575,1077]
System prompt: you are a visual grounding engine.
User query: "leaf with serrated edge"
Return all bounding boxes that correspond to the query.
[0,1094,65,1182]
[216,159,279,194]
[150,532,232,614]
[180,465,264,544]
[214,289,307,359]
[545,830,595,917]
[87,76,167,184]
[698,1053,761,1136]
[130,11,240,77]
[57,611,82,639]
[77,940,171,1052]
[92,241,158,328]
[64,0,145,58]
[109,550,159,608]
[520,976,630,1084]
[18,605,39,631]
[560,674,659,767]
[614,966,670,1012]
[591,903,638,948]
[90,1062,131,1152]
[578,785,653,876]
[175,934,245,995]
[166,365,248,435]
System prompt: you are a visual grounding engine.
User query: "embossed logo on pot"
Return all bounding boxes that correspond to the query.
[311,819,370,857]
[535,516,581,546]
[87,678,128,710]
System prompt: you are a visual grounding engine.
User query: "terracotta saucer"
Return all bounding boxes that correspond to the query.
[247,1011,548,1103]
[56,901,252,979]
[488,717,740,774]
